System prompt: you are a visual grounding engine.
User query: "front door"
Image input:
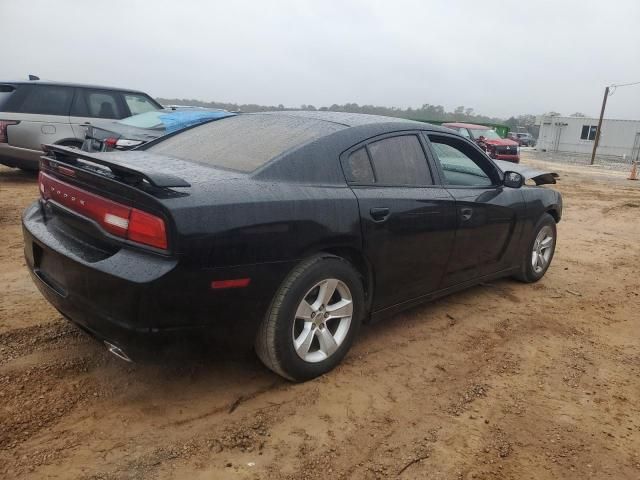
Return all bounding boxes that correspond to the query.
[425,133,524,286]
[342,133,457,311]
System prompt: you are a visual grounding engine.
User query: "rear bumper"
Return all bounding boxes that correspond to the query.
[0,143,41,170]
[22,202,293,351]
[23,202,178,349]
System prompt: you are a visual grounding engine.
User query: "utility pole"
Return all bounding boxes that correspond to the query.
[590,86,609,165]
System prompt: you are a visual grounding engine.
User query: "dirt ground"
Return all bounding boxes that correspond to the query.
[1,154,639,479]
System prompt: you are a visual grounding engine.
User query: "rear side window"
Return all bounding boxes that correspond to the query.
[147,114,345,172]
[124,94,159,116]
[343,147,375,183]
[13,85,74,115]
[367,135,432,185]
[0,85,16,110]
[71,89,124,119]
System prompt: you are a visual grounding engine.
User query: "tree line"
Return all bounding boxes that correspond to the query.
[157,97,586,134]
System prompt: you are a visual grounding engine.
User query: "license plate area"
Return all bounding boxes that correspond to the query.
[33,243,68,297]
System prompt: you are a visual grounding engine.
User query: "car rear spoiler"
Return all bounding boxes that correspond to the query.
[493,159,559,186]
[41,144,191,188]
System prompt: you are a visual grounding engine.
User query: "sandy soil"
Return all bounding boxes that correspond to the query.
[1,155,639,479]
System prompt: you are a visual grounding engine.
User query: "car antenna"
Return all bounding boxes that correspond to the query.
[28,74,40,81]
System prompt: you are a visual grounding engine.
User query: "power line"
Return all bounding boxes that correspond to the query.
[611,80,640,88]
[609,80,640,96]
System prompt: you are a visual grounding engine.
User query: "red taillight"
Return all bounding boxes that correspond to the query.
[104,137,118,148]
[0,120,19,143]
[128,208,168,250]
[39,171,168,250]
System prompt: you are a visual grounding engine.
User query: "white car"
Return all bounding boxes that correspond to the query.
[0,79,162,170]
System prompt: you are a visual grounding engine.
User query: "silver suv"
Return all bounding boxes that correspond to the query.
[0,80,162,170]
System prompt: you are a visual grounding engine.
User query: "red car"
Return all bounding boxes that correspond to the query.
[443,122,520,163]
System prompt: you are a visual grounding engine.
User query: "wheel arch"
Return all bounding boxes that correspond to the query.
[546,207,560,223]
[54,138,83,147]
[315,246,374,320]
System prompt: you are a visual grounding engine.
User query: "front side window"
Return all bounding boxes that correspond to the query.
[428,136,494,187]
[124,94,159,116]
[17,85,74,115]
[367,135,432,186]
[580,125,597,140]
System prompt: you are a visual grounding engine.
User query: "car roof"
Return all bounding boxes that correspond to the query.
[442,122,492,130]
[0,80,150,94]
[257,110,452,132]
[144,111,460,183]
[442,122,493,129]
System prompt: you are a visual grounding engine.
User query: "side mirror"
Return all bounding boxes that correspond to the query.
[503,171,524,188]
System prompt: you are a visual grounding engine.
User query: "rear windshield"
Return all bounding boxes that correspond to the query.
[147,114,345,172]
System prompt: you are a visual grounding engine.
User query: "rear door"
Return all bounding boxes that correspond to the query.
[69,88,128,139]
[2,84,76,150]
[342,132,457,311]
[424,133,525,286]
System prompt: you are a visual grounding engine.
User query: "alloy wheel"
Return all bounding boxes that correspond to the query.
[292,278,353,363]
[532,225,554,273]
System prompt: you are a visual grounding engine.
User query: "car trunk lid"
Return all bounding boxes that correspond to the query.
[38,145,229,256]
[82,124,161,152]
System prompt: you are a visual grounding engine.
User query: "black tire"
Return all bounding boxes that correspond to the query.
[514,213,557,283]
[255,254,364,382]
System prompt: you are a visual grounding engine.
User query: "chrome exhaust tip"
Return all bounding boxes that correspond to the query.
[104,341,132,363]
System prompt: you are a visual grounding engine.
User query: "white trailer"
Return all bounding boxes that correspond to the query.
[536,115,640,160]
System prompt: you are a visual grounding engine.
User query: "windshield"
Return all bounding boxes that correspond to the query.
[470,128,502,140]
[118,111,165,129]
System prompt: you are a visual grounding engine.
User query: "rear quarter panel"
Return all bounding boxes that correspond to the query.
[6,113,76,150]
[150,179,361,335]
[167,179,361,267]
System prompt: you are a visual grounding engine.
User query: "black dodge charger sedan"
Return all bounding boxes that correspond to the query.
[23,111,562,381]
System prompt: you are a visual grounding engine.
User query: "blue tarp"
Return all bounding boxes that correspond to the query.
[158,110,235,133]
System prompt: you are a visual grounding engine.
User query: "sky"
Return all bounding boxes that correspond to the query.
[3,0,640,119]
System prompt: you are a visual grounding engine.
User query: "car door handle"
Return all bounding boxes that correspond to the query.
[460,207,473,221]
[370,207,391,222]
